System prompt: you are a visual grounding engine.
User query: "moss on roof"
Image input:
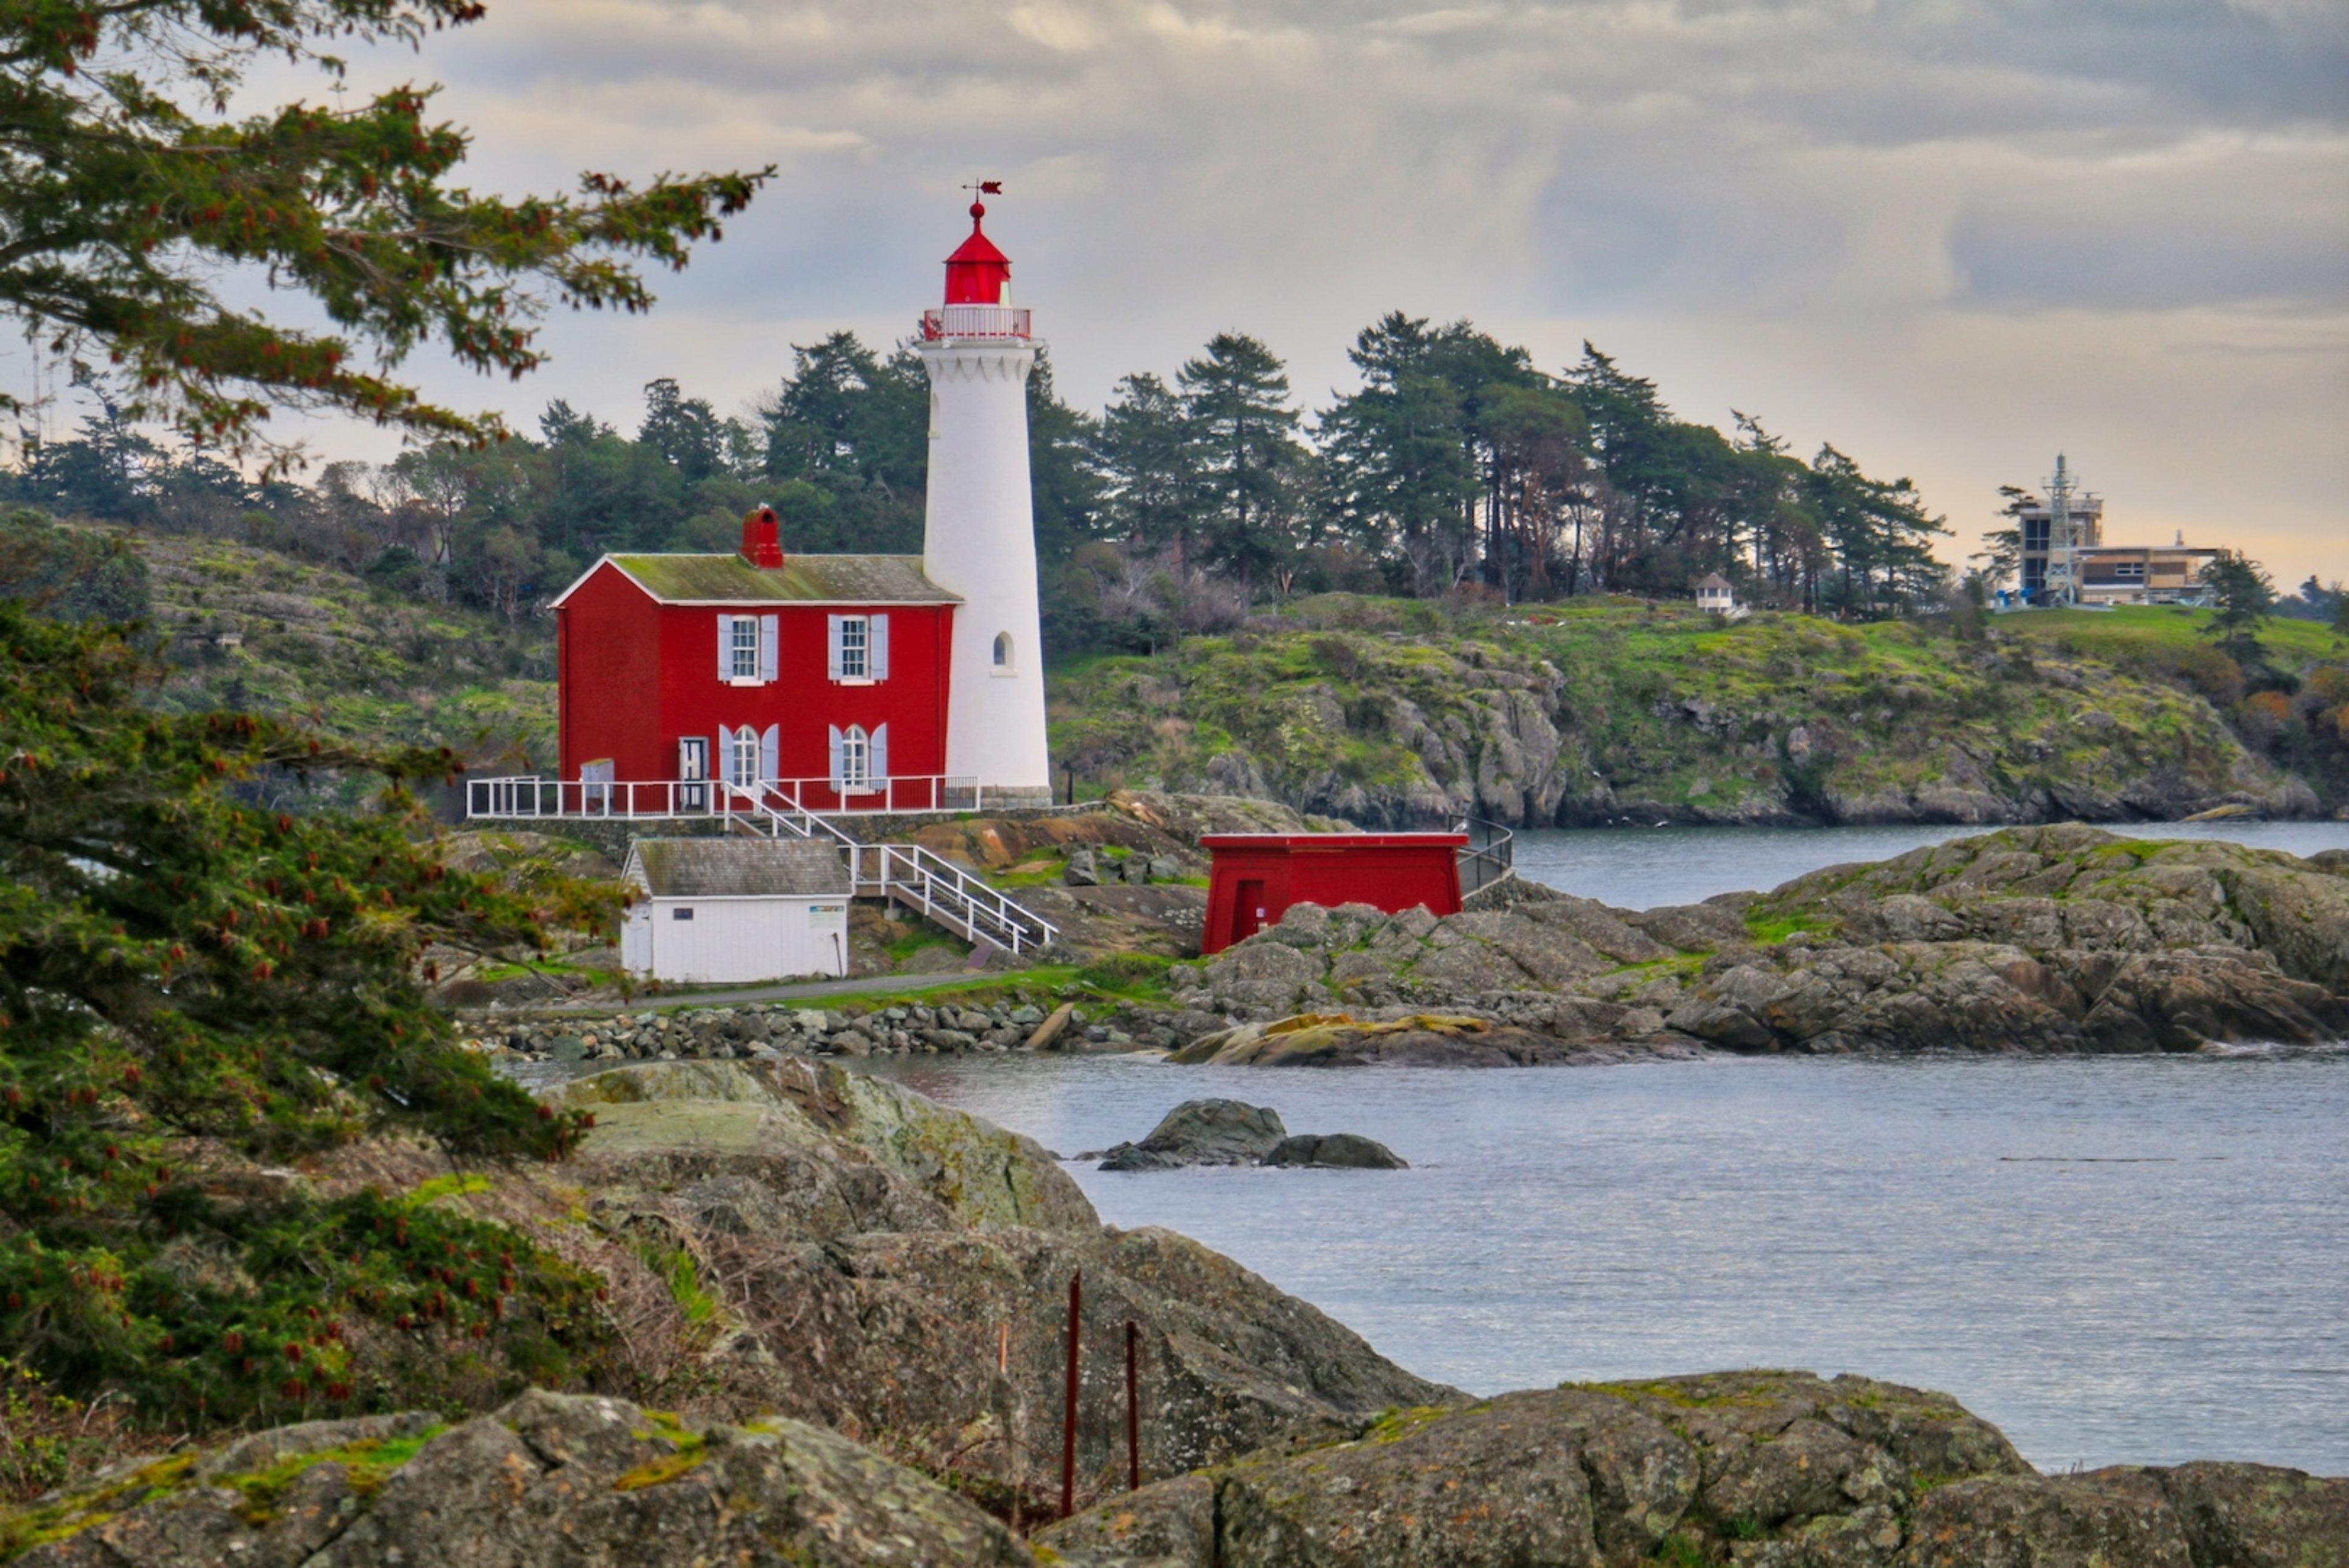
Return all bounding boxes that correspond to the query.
[628,838,853,897]
[605,554,957,604]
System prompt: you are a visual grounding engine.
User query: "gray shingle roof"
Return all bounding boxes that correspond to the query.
[628,838,852,898]
[595,553,957,605]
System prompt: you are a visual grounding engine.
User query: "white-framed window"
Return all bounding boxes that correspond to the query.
[729,727,760,788]
[992,631,1012,669]
[828,722,888,792]
[826,614,888,683]
[719,614,777,684]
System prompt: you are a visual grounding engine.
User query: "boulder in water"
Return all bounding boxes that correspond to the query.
[1263,1132,1408,1169]
[1092,1098,1287,1170]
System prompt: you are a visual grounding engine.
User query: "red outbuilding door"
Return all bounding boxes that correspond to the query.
[1231,879,1267,947]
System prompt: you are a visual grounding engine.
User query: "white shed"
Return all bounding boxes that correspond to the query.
[619,838,853,984]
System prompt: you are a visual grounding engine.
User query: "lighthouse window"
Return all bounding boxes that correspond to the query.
[729,615,759,679]
[992,631,1012,669]
[838,616,869,680]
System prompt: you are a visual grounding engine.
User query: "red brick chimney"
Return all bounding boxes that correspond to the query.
[739,505,784,569]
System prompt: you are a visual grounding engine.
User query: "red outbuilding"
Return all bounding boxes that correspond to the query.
[1200,833,1468,954]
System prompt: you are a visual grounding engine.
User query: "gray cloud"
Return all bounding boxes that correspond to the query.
[12,0,2339,580]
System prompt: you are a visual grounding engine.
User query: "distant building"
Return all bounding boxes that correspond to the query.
[1694,573,1738,614]
[2075,534,2223,607]
[2015,489,2106,601]
[2013,463,2218,607]
[619,837,852,984]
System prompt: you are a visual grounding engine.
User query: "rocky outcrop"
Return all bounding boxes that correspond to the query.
[10,1067,2339,1567]
[1262,1132,1408,1169]
[1086,1098,1289,1169]
[1038,1371,2349,1568]
[1081,1099,1410,1170]
[1167,830,2349,1060]
[536,1060,1452,1489]
[1050,604,2331,827]
[10,1390,1032,1567]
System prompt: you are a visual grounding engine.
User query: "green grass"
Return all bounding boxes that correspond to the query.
[2003,604,2339,663]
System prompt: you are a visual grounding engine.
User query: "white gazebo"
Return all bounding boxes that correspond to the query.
[1695,573,1739,615]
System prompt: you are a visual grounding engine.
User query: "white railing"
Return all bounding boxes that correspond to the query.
[919,305,1031,340]
[465,775,985,820]
[855,842,1057,956]
[463,775,1059,957]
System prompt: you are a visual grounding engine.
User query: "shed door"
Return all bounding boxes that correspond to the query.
[1231,879,1267,947]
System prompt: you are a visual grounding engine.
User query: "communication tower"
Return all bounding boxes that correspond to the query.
[2042,454,2080,608]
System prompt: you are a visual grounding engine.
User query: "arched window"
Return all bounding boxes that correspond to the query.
[992,631,1012,669]
[840,725,870,790]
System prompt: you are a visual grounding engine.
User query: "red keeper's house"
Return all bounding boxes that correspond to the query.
[547,506,964,816]
[1200,833,1468,954]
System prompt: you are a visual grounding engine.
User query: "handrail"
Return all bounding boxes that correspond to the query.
[464,774,1058,956]
[1454,815,1515,899]
[465,773,984,820]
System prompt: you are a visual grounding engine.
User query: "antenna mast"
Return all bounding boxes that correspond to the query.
[2043,454,2079,608]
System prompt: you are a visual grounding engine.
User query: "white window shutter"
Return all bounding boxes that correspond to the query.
[716,725,733,784]
[870,723,889,784]
[827,725,844,787]
[826,614,844,680]
[716,615,733,681]
[870,615,890,681]
[760,724,779,782]
[759,614,779,682]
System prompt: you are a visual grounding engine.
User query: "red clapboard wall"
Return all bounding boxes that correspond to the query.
[1200,833,1467,954]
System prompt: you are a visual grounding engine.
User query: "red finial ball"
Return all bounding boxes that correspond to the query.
[970,200,985,220]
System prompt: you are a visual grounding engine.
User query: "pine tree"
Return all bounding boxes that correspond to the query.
[1178,333,1307,584]
[0,606,608,1420]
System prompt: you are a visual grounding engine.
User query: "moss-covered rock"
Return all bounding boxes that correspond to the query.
[1050,599,2333,828]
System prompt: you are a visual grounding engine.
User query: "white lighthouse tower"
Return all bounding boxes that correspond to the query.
[919,195,1052,805]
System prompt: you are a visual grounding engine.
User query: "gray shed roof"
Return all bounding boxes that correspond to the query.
[1695,573,1734,592]
[627,838,852,898]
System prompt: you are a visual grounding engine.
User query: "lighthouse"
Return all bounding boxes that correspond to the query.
[918,196,1052,805]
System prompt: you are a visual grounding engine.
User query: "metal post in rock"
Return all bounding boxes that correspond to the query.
[1124,1319,1141,1492]
[1059,1271,1082,1520]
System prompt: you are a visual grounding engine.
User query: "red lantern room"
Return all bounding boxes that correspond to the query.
[921,193,1031,341]
[944,200,1011,305]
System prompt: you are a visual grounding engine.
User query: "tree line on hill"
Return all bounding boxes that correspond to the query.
[2,317,1966,648]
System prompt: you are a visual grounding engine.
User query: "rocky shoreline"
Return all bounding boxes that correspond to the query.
[1168,826,2349,1064]
[7,1055,2339,1566]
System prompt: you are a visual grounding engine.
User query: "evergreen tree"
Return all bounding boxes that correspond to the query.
[1178,333,1306,584]
[1,0,768,464]
[1318,314,1478,592]
[757,334,928,554]
[1096,373,1204,557]
[2202,552,2277,667]
[0,606,609,1420]
[1025,351,1104,567]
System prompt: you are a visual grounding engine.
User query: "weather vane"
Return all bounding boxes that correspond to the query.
[962,179,1004,198]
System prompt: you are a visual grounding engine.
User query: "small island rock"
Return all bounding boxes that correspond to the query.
[1263,1132,1408,1169]
[1093,1098,1288,1170]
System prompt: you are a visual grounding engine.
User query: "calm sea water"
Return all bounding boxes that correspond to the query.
[864,1050,2349,1474]
[1513,820,2349,909]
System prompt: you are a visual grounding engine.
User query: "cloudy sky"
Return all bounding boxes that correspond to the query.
[37,1,2349,585]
